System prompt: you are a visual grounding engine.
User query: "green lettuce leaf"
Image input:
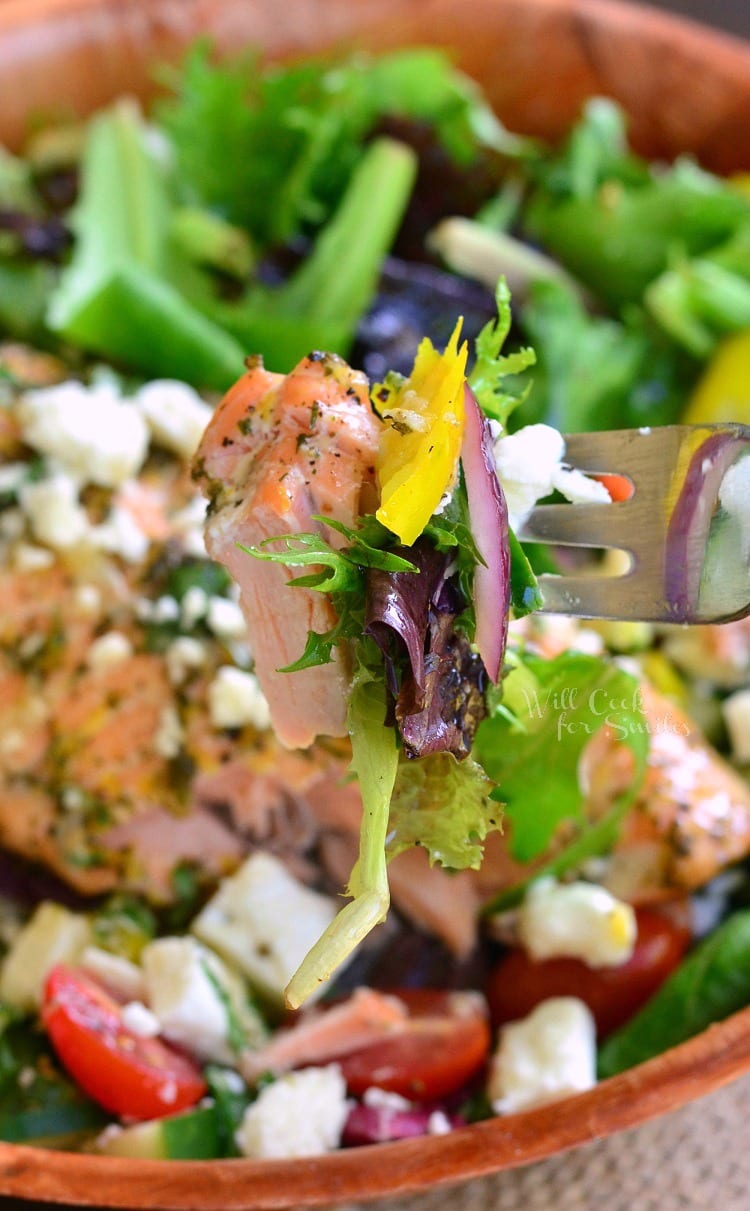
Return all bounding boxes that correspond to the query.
[526,98,750,310]
[646,218,750,357]
[46,99,245,390]
[518,277,691,431]
[208,137,417,371]
[284,641,398,1008]
[387,752,500,869]
[474,651,649,907]
[158,43,527,249]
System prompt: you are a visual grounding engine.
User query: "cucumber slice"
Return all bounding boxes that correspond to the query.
[97,1104,220,1159]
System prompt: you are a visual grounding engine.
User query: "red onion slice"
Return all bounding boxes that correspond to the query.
[461,384,511,682]
[664,429,749,620]
[342,1101,463,1146]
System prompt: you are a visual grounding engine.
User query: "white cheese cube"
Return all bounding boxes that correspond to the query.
[192,852,339,1005]
[488,997,596,1114]
[0,902,90,1011]
[141,936,266,1064]
[235,1065,349,1159]
[493,423,610,531]
[518,877,636,968]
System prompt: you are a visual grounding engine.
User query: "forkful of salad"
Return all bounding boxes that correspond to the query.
[193,281,750,1006]
[518,421,750,625]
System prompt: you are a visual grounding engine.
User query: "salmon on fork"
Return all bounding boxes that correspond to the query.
[193,352,382,749]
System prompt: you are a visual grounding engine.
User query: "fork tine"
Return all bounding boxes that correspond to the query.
[518,501,635,549]
[535,571,640,620]
[562,427,681,479]
[526,423,750,624]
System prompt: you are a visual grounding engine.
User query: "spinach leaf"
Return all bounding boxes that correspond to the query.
[598,909,750,1078]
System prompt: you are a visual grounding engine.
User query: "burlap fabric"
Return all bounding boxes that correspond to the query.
[323,1072,750,1211]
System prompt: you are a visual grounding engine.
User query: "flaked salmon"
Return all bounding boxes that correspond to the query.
[193,352,381,749]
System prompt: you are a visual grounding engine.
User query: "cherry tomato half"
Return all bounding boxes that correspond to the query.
[486,907,691,1039]
[43,965,207,1120]
[337,989,491,1102]
[592,472,634,502]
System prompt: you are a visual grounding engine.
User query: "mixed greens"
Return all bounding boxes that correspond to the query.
[2,38,750,1160]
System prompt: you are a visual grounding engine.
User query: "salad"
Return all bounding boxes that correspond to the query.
[1,41,750,1161]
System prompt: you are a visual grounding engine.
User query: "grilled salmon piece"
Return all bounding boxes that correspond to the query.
[474,680,750,906]
[586,684,750,901]
[194,353,381,749]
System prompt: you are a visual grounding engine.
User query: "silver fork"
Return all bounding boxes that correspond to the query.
[516,423,750,624]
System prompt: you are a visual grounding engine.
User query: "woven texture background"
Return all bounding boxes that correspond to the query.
[323,1072,750,1211]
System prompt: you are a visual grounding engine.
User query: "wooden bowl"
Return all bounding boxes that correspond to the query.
[1,1,750,1206]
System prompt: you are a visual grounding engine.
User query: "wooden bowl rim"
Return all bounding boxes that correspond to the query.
[1,0,750,1205]
[2,1000,750,1207]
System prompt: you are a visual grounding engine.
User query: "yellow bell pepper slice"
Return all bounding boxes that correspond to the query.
[730,174,750,202]
[684,328,750,425]
[374,318,468,545]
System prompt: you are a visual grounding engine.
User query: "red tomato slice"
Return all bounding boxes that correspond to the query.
[592,472,634,502]
[337,989,491,1102]
[43,965,207,1121]
[486,907,691,1039]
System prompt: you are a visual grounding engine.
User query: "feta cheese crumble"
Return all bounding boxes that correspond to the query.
[20,474,90,550]
[488,997,597,1114]
[120,1001,161,1039]
[206,596,248,642]
[518,877,636,968]
[722,688,750,764]
[153,705,184,760]
[18,380,149,488]
[492,423,610,531]
[208,667,271,731]
[234,1065,349,1159]
[86,631,133,673]
[166,637,207,686]
[136,379,213,460]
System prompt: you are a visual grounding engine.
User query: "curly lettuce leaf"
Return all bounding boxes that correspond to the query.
[526,99,749,310]
[387,752,500,869]
[158,43,528,249]
[474,651,649,889]
[240,517,416,673]
[467,278,536,430]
